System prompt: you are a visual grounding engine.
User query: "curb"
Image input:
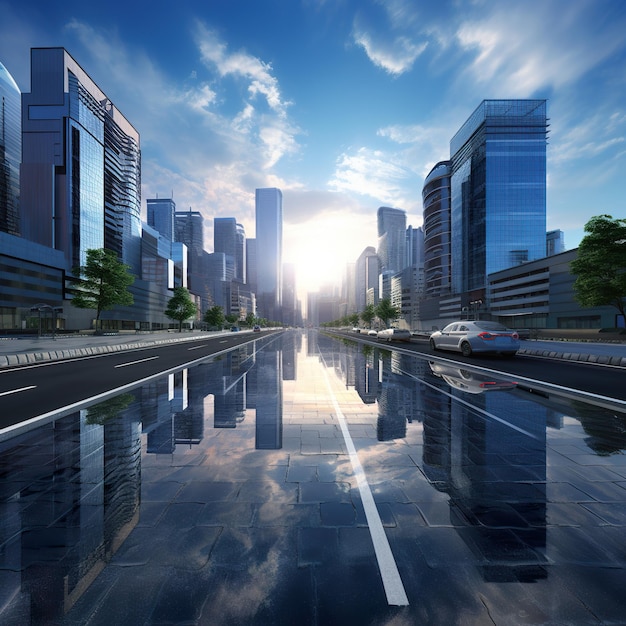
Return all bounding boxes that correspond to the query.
[0,334,208,369]
[517,348,626,368]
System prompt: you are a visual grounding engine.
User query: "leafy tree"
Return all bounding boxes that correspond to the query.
[348,313,360,327]
[72,248,135,330]
[165,287,197,332]
[360,304,375,329]
[245,311,256,327]
[204,305,225,329]
[570,215,626,322]
[225,313,239,327]
[376,298,400,328]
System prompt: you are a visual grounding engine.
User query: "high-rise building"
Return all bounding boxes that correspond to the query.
[246,238,257,295]
[0,61,21,236]
[214,217,238,281]
[355,246,379,311]
[235,222,246,283]
[147,197,176,243]
[175,209,206,304]
[255,187,282,321]
[546,229,565,256]
[21,48,141,273]
[450,99,548,293]
[422,161,452,297]
[377,206,406,300]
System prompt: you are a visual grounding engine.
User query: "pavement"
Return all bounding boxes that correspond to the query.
[1,329,625,368]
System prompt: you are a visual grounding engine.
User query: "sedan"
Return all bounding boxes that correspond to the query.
[429,320,520,357]
[367,329,378,337]
[377,328,412,343]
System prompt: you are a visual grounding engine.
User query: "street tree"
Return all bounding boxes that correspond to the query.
[376,298,400,328]
[225,313,239,327]
[72,248,135,331]
[348,313,360,328]
[360,304,375,329]
[570,214,626,323]
[165,287,197,332]
[204,305,225,330]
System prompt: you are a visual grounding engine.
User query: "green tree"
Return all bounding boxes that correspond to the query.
[570,215,626,323]
[245,311,256,327]
[72,248,135,330]
[225,313,239,327]
[165,287,197,332]
[360,304,376,329]
[376,298,400,328]
[348,313,360,328]
[204,305,225,330]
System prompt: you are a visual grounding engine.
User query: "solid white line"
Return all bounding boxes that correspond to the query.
[114,356,159,368]
[320,366,410,607]
[0,385,36,397]
[187,344,207,350]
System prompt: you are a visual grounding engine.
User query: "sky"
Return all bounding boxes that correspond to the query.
[1,0,625,300]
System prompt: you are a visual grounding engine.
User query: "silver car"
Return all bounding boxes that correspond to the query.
[377,328,412,343]
[429,321,520,357]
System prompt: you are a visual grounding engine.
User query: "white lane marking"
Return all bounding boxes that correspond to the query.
[219,340,228,344]
[114,356,159,368]
[0,385,37,397]
[187,344,207,350]
[321,365,410,607]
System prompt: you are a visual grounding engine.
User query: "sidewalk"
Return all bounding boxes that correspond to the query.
[0,330,212,368]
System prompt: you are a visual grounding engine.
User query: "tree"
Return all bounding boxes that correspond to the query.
[570,215,626,323]
[360,304,375,329]
[204,306,225,330]
[165,287,197,332]
[72,248,135,330]
[244,311,256,327]
[376,298,400,328]
[348,313,360,328]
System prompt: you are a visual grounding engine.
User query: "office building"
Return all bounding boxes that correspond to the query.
[355,246,379,312]
[546,229,565,256]
[214,217,238,281]
[0,61,21,236]
[255,188,282,321]
[450,99,548,293]
[377,206,407,300]
[21,48,141,274]
[147,197,176,243]
[422,161,452,297]
[175,209,206,304]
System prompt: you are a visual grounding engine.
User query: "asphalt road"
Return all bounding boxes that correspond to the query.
[0,331,278,430]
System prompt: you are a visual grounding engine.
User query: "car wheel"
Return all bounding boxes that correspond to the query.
[461,342,472,357]
[429,338,438,350]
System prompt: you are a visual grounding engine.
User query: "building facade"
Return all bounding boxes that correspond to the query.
[147,197,176,243]
[450,100,548,294]
[0,61,21,236]
[255,187,282,321]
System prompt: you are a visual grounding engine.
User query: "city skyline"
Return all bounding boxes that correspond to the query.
[1,1,625,295]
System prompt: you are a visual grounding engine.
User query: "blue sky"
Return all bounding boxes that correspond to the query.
[1,0,625,296]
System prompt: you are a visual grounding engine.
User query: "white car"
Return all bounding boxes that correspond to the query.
[377,328,412,343]
[367,329,378,336]
[429,320,520,357]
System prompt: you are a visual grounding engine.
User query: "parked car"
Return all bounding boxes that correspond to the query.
[377,328,412,343]
[429,320,520,357]
[367,329,378,336]
[230,326,239,332]
[352,327,361,333]
[253,325,261,332]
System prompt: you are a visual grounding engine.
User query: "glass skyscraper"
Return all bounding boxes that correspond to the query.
[255,187,282,321]
[214,217,246,282]
[21,48,141,272]
[0,61,21,236]
[450,99,547,293]
[147,197,176,243]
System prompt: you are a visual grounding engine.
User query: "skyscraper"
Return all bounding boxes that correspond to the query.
[21,48,141,272]
[175,209,205,303]
[147,197,176,242]
[355,246,379,311]
[0,61,21,236]
[377,206,406,299]
[450,99,548,293]
[214,217,242,282]
[255,187,282,321]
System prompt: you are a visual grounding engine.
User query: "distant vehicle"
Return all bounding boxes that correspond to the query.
[377,328,412,343]
[429,320,519,357]
[230,326,239,332]
[253,325,261,332]
[429,362,517,394]
[352,327,361,333]
[367,329,378,336]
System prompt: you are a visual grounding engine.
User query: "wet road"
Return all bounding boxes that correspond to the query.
[1,330,625,625]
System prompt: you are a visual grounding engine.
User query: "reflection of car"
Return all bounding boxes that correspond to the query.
[230,326,239,332]
[429,321,519,356]
[429,362,517,394]
[367,329,378,336]
[377,328,412,343]
[253,325,261,332]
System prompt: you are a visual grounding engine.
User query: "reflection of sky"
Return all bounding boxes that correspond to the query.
[1,331,626,622]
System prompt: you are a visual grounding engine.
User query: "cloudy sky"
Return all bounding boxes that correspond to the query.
[1,0,625,296]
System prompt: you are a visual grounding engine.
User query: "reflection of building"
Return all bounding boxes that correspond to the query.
[254,343,283,449]
[421,371,548,581]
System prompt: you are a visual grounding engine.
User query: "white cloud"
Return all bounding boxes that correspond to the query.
[352,29,427,76]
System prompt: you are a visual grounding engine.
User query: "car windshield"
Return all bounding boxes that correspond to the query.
[474,321,508,331]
